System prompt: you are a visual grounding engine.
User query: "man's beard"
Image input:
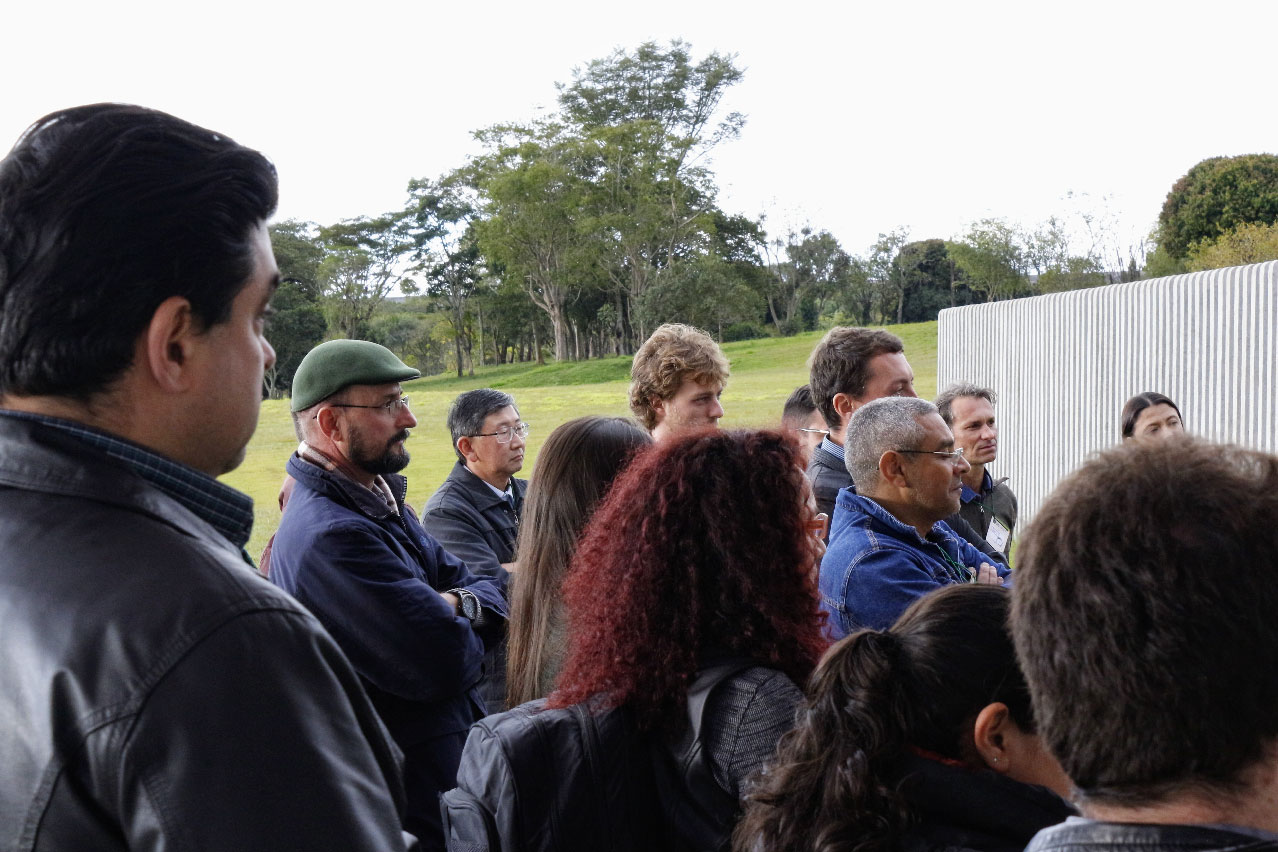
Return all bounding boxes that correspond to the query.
[350,428,412,476]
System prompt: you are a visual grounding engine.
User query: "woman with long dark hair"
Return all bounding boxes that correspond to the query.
[549,429,829,845]
[1121,391,1183,440]
[735,584,1072,852]
[505,415,651,708]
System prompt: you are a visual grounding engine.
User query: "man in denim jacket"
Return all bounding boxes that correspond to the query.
[819,397,1009,637]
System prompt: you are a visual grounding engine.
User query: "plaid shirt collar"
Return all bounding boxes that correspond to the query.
[2,410,254,548]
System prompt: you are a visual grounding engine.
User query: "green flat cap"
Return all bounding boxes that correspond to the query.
[290,340,421,412]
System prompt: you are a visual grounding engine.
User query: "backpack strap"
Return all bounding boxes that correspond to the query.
[655,658,758,851]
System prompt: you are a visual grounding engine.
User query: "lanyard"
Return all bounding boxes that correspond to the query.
[931,541,974,583]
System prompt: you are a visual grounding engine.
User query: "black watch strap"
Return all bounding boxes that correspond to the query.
[445,587,485,628]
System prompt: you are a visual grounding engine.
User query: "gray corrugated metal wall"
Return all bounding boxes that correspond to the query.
[937,260,1278,529]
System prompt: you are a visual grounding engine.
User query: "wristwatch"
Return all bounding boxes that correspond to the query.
[446,588,486,628]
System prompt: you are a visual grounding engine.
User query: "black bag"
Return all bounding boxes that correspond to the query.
[440,661,755,852]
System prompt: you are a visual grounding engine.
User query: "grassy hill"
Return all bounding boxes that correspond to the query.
[221,321,939,558]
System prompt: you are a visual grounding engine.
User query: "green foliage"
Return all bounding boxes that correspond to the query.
[366,312,451,375]
[893,239,981,321]
[1142,241,1188,279]
[1157,154,1278,260]
[317,214,415,338]
[263,280,326,398]
[641,254,763,339]
[1186,221,1278,271]
[265,221,327,397]
[948,220,1030,303]
[722,322,767,342]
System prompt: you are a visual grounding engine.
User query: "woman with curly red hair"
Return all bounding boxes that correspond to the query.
[548,428,829,847]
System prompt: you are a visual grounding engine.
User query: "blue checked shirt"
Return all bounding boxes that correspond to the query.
[1,411,254,550]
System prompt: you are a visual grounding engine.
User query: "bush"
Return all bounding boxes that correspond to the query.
[723,322,767,342]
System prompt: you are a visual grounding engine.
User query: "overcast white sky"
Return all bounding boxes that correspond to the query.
[5,0,1276,261]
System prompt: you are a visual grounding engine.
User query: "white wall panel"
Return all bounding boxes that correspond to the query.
[937,261,1278,528]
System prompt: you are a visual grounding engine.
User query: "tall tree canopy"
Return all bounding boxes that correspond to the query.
[1157,154,1278,260]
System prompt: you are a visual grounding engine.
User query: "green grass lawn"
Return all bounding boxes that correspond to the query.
[221,320,939,558]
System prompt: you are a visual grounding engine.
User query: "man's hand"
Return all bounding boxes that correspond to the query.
[975,562,1002,585]
[441,591,461,613]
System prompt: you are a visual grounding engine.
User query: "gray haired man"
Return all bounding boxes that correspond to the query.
[817,397,1008,637]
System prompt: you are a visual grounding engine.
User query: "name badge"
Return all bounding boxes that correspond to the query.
[986,517,1011,552]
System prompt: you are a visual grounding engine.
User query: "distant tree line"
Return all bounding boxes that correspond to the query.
[264,41,1278,396]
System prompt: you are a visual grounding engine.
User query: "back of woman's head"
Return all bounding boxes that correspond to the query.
[735,584,1031,852]
[506,416,651,707]
[550,428,827,729]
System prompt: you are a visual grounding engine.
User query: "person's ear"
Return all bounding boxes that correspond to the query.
[650,396,666,421]
[972,702,1012,775]
[878,450,911,488]
[832,392,856,425]
[314,406,345,444]
[457,435,479,463]
[141,296,198,393]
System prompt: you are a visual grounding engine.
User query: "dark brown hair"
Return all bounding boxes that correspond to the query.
[808,327,904,428]
[0,104,277,399]
[735,585,1033,852]
[505,416,651,708]
[1120,391,1181,439]
[1013,438,1278,805]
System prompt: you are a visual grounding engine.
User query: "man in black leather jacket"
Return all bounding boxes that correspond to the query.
[1014,439,1278,852]
[0,105,411,850]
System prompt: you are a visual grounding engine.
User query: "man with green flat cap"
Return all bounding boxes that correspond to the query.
[270,339,507,852]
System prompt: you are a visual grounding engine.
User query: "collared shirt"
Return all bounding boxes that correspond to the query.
[819,435,845,469]
[0,410,254,548]
[479,475,515,506]
[296,441,398,514]
[959,469,996,505]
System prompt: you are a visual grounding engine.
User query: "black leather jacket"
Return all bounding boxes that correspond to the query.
[0,415,410,851]
[1026,818,1278,852]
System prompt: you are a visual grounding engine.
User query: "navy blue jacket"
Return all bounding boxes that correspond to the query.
[270,455,507,742]
[819,489,1010,637]
[421,461,525,712]
[422,461,524,583]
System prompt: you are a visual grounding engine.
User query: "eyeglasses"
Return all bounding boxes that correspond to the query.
[896,447,966,461]
[797,428,830,437]
[470,422,530,443]
[316,397,411,418]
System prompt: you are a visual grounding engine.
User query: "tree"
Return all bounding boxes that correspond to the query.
[868,227,912,324]
[366,310,450,376]
[1186,221,1278,271]
[316,214,415,339]
[892,239,981,322]
[764,227,851,333]
[640,254,762,340]
[1157,154,1278,260]
[949,220,1028,303]
[265,221,327,398]
[469,122,591,363]
[402,177,485,377]
[559,41,745,350]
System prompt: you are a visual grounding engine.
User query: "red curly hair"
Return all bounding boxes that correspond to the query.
[548,428,829,731]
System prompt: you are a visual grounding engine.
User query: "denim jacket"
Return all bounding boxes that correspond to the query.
[819,488,1009,637]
